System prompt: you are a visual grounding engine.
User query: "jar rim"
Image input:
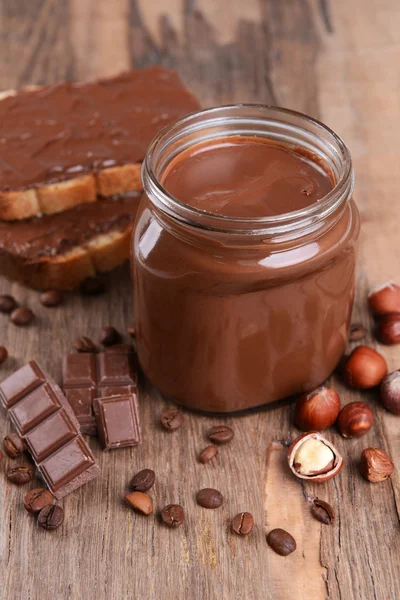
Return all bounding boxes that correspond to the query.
[142,104,354,237]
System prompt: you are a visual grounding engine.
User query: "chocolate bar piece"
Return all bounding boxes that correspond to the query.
[93,393,141,450]
[0,361,100,499]
[62,346,137,435]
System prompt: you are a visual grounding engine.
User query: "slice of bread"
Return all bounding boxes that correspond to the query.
[0,67,199,221]
[0,194,140,290]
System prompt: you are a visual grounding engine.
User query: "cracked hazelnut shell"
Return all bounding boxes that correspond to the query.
[294,386,341,431]
[288,432,343,482]
[338,402,374,438]
[343,345,387,389]
[360,448,394,483]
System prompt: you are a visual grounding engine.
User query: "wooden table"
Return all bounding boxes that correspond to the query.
[0,1,399,599]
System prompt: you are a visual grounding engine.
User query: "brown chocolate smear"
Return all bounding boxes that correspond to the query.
[0,68,199,190]
[0,194,140,260]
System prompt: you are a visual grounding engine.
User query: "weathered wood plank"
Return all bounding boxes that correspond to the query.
[0,1,399,599]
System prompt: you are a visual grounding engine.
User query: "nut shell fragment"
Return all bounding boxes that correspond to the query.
[288,432,343,482]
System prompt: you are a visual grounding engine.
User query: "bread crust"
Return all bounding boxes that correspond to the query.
[0,225,133,290]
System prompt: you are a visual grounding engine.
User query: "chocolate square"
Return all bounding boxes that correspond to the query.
[93,393,141,450]
[62,353,97,386]
[25,410,76,462]
[9,383,61,435]
[0,361,45,408]
[64,387,97,435]
[39,437,97,495]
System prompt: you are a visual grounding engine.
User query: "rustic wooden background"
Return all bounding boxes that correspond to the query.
[0,1,399,599]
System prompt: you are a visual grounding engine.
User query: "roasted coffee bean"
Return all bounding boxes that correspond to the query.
[24,488,54,514]
[160,408,184,431]
[80,277,105,296]
[267,528,296,556]
[232,512,254,536]
[3,433,24,458]
[349,323,366,342]
[0,346,8,364]
[311,498,335,525]
[74,336,97,353]
[161,504,185,528]
[207,425,234,445]
[100,325,121,347]
[199,445,218,464]
[125,491,153,515]
[38,505,64,530]
[196,488,223,509]
[11,307,34,326]
[0,294,17,314]
[7,465,33,485]
[130,469,155,492]
[127,327,136,338]
[40,290,63,307]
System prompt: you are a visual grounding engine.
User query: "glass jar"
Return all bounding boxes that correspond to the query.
[131,105,359,413]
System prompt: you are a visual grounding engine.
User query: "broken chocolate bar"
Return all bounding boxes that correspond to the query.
[62,346,137,435]
[93,393,141,450]
[0,361,100,499]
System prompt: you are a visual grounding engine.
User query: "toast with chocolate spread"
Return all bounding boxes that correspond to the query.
[0,67,198,220]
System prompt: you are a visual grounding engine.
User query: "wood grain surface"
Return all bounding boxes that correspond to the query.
[0,1,399,599]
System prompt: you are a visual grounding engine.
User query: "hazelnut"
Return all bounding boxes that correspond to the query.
[368,282,400,316]
[337,402,374,438]
[343,345,387,389]
[360,448,394,483]
[294,386,341,431]
[380,371,400,415]
[288,432,343,482]
[375,314,400,345]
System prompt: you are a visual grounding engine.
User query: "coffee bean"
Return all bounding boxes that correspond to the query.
[207,425,234,444]
[11,307,34,326]
[349,323,366,342]
[127,327,136,338]
[80,277,105,296]
[196,488,223,509]
[160,408,184,431]
[267,528,296,556]
[232,512,254,536]
[0,346,8,364]
[40,290,63,307]
[199,445,218,464]
[24,488,54,514]
[3,433,24,458]
[100,325,121,347]
[311,498,335,525]
[130,469,155,492]
[38,505,64,530]
[7,465,33,485]
[74,336,97,353]
[125,491,153,515]
[161,504,185,528]
[0,294,17,314]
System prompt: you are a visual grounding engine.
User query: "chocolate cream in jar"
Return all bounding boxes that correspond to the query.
[131,105,359,413]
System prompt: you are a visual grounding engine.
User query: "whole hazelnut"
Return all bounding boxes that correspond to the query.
[343,345,387,389]
[380,371,400,415]
[360,448,394,483]
[337,402,374,438]
[288,432,343,482]
[375,314,400,345]
[368,282,400,316]
[294,386,341,431]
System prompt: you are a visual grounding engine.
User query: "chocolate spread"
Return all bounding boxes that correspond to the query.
[133,134,360,413]
[0,194,140,259]
[162,137,333,216]
[0,67,199,190]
